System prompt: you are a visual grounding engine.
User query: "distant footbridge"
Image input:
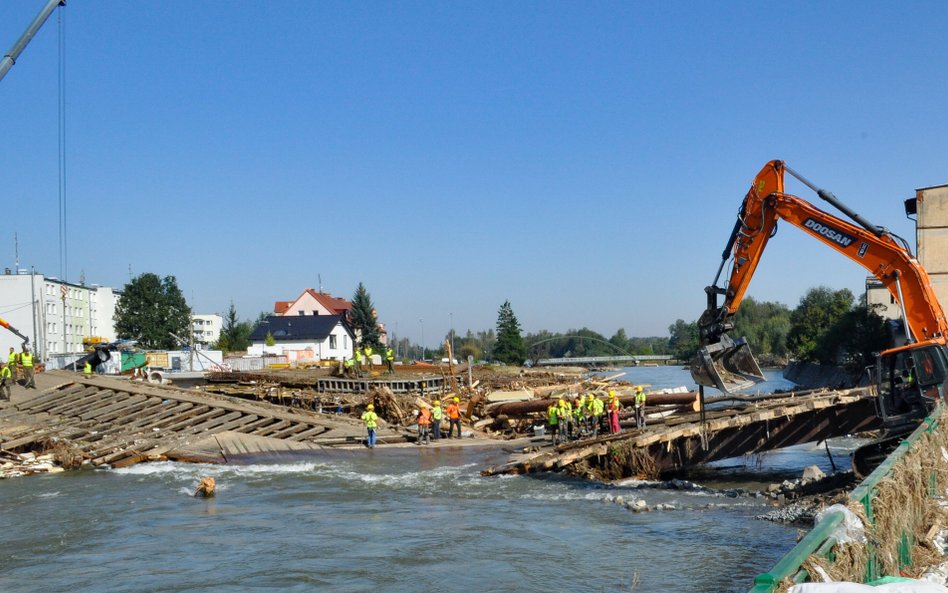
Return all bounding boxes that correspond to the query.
[536,355,675,366]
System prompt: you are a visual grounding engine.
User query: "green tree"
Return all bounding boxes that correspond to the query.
[609,328,631,355]
[114,273,191,350]
[830,301,890,372]
[668,319,699,361]
[787,287,856,363]
[457,340,482,361]
[350,282,382,350]
[264,331,276,347]
[217,302,252,352]
[494,300,526,364]
[732,297,791,358]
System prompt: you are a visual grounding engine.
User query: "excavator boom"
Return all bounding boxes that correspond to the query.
[0,317,30,348]
[693,160,948,393]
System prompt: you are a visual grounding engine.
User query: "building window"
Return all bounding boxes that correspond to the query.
[298,311,305,316]
[329,335,337,349]
[313,310,319,315]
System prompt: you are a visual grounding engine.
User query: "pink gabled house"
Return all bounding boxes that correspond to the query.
[274,289,353,318]
[273,289,387,346]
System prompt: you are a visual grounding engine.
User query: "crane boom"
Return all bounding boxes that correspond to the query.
[0,0,65,84]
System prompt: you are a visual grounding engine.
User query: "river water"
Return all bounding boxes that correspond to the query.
[0,366,847,593]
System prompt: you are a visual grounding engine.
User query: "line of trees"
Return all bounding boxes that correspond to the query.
[113,273,891,372]
[667,288,890,372]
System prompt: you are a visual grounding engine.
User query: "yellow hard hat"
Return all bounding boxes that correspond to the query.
[558,398,565,404]
[453,396,460,403]
[420,402,428,408]
[366,404,374,410]
[434,400,440,405]
[636,386,643,392]
[608,390,616,398]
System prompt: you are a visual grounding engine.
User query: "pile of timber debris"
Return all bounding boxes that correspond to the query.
[201,365,701,441]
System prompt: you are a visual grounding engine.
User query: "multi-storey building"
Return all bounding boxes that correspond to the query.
[0,269,118,360]
[191,314,222,349]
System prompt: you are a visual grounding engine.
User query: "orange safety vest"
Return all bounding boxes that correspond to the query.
[446,403,461,420]
[418,408,432,426]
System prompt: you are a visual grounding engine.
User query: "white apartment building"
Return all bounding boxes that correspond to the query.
[0,270,118,360]
[192,314,222,349]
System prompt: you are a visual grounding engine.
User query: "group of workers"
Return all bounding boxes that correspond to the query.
[547,386,647,444]
[413,397,463,445]
[1,346,36,400]
[344,345,396,377]
[359,396,465,448]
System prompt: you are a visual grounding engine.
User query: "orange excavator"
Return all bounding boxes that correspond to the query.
[0,316,30,349]
[692,160,948,468]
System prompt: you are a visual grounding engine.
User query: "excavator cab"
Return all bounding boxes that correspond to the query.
[691,334,765,393]
[875,343,948,428]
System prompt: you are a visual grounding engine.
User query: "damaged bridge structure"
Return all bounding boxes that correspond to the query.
[0,371,408,470]
[482,387,883,479]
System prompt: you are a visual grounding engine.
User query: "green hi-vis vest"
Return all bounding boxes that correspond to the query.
[547,405,559,425]
[21,353,33,367]
[361,411,378,429]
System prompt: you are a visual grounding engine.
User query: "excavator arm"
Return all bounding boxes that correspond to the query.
[0,317,30,348]
[694,160,948,393]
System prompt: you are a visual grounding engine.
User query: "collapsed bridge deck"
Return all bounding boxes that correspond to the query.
[482,387,883,478]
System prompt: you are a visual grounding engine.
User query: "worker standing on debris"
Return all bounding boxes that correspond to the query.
[548,400,561,444]
[344,357,356,378]
[446,396,462,439]
[0,362,11,401]
[364,345,374,372]
[558,398,573,440]
[354,348,363,376]
[431,400,443,440]
[607,390,621,434]
[573,395,586,438]
[83,361,93,377]
[20,347,35,389]
[385,347,395,374]
[634,386,647,429]
[584,394,597,436]
[591,394,605,436]
[361,404,379,448]
[416,403,432,445]
[7,347,18,382]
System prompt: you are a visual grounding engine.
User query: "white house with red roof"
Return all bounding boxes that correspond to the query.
[273,288,387,346]
[274,289,353,317]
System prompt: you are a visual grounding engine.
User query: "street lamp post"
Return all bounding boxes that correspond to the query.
[449,312,455,359]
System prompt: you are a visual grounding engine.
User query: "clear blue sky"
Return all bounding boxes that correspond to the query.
[3,1,948,348]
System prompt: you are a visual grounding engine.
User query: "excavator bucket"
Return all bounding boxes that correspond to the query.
[690,335,765,394]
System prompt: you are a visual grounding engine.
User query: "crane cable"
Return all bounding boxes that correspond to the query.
[57,6,67,284]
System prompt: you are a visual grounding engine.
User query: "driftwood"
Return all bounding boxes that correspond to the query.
[194,476,216,497]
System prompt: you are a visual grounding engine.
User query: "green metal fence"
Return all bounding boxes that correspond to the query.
[748,408,942,592]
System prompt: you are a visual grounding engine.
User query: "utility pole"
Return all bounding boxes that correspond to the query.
[419,318,424,362]
[450,312,455,359]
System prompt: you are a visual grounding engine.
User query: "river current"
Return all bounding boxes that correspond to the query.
[1,366,845,593]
